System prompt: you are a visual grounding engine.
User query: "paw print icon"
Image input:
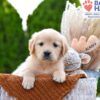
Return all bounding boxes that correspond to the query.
[83,0,93,11]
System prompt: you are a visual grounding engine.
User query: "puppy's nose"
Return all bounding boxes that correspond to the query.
[43,51,51,59]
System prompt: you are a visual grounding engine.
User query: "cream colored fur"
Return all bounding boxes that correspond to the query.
[13,29,68,89]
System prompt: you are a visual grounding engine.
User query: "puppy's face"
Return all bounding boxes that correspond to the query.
[29,29,68,63]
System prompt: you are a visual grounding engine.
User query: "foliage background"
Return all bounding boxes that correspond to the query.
[0,0,80,73]
[0,0,99,95]
[0,0,28,73]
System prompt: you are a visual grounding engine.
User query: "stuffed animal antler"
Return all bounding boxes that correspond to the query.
[71,35,99,53]
[64,35,99,71]
[72,35,99,63]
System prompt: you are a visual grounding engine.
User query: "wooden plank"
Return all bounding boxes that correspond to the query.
[64,78,97,100]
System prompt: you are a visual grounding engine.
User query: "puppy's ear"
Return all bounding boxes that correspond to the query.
[61,36,68,56]
[79,53,91,64]
[28,33,37,55]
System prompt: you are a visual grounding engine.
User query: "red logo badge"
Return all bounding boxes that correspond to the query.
[83,0,93,11]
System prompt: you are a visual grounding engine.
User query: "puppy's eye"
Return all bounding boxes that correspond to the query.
[39,42,44,46]
[53,43,58,48]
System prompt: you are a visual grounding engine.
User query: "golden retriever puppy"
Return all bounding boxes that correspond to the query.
[12,29,68,89]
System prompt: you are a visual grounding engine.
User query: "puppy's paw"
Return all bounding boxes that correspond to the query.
[22,76,35,90]
[53,71,66,83]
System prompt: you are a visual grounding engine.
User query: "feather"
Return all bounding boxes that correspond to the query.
[61,1,100,70]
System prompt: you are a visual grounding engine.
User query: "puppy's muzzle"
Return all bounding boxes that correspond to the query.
[43,51,51,60]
